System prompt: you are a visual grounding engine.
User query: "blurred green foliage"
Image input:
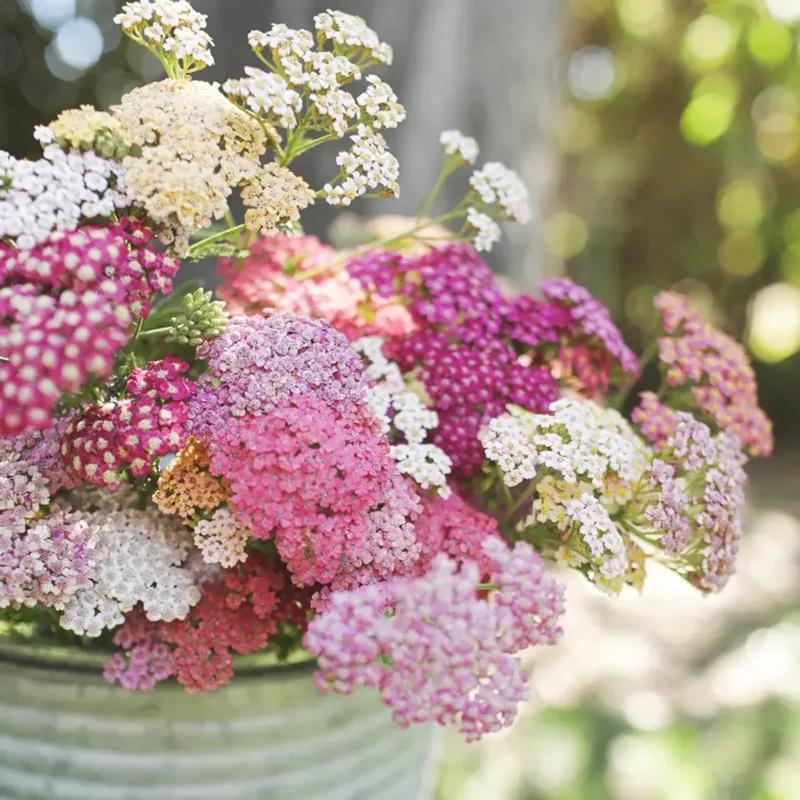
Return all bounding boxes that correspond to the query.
[438,697,800,799]
[553,0,800,440]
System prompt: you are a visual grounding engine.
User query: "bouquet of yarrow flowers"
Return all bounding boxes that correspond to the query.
[0,1,773,742]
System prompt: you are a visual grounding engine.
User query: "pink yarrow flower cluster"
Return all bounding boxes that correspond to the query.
[305,537,565,741]
[217,233,413,340]
[0,509,95,610]
[653,292,772,457]
[187,312,370,435]
[0,221,179,436]
[203,394,421,590]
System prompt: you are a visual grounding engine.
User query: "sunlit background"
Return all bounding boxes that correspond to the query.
[2,0,800,797]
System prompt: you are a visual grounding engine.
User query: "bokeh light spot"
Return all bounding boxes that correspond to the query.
[747,283,800,363]
[716,180,765,229]
[765,0,800,23]
[544,212,589,259]
[756,112,800,163]
[568,47,617,101]
[718,232,765,277]
[29,0,76,32]
[616,0,668,38]
[747,18,793,67]
[683,16,737,71]
[681,93,735,145]
[54,17,104,71]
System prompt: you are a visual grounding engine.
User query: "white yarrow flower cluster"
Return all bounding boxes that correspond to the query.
[0,146,127,250]
[356,76,406,129]
[114,0,214,71]
[60,509,200,637]
[470,161,531,224]
[466,207,502,252]
[353,337,452,497]
[193,508,249,568]
[439,130,479,165]
[481,399,649,492]
[324,125,400,206]
[314,10,394,64]
[564,494,627,581]
[222,67,302,129]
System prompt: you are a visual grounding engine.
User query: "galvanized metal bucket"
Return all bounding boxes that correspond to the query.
[0,640,438,800]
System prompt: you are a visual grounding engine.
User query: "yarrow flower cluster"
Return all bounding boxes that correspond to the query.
[0,0,771,746]
[481,400,650,592]
[353,336,452,497]
[0,143,127,250]
[60,508,199,637]
[651,292,773,456]
[61,358,195,489]
[629,413,747,592]
[0,222,178,435]
[306,538,564,741]
[216,233,414,340]
[113,0,214,77]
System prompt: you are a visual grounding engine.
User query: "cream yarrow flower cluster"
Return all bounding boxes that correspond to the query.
[111,80,265,253]
[241,163,315,234]
[114,0,214,78]
[354,337,452,497]
[44,106,134,159]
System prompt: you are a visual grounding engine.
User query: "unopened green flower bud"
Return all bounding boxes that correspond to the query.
[166,289,228,347]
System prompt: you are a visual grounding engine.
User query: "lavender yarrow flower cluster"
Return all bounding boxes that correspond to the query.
[0,510,95,610]
[633,413,747,592]
[60,508,200,637]
[305,538,564,741]
[0,144,128,251]
[188,312,371,436]
[353,337,452,498]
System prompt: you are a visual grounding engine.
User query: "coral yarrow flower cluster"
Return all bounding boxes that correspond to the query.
[0,0,770,745]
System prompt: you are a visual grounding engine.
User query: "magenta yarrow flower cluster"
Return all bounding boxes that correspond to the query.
[61,358,195,490]
[0,220,179,436]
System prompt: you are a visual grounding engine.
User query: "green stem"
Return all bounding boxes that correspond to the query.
[476,583,501,592]
[417,164,453,220]
[186,224,245,256]
[139,327,173,339]
[503,479,539,525]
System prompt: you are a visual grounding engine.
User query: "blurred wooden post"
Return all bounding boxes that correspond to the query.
[197,0,565,289]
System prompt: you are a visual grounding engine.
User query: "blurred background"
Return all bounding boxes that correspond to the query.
[2,0,800,797]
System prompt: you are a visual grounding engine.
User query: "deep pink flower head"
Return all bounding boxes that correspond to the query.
[412,491,502,575]
[204,395,420,589]
[532,278,639,396]
[217,233,414,340]
[0,222,179,436]
[388,332,558,474]
[348,243,510,343]
[188,312,370,436]
[654,291,772,457]
[61,358,195,489]
[0,509,96,610]
[305,538,565,741]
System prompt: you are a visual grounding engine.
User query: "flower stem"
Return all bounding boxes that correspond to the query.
[476,583,501,592]
[186,224,245,257]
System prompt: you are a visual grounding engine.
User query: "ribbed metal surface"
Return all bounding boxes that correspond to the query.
[0,652,437,800]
